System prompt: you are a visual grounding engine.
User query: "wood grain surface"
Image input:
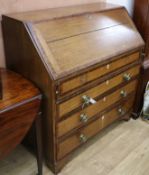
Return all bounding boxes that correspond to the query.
[59,52,140,94]
[58,96,135,138]
[35,9,129,42]
[58,80,138,121]
[0,69,41,160]
[0,119,149,175]
[3,4,143,80]
[57,101,133,160]
[0,68,41,112]
[48,23,143,78]
[2,3,144,173]
[58,65,140,117]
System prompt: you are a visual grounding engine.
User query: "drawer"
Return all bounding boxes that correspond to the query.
[58,94,135,137]
[58,65,140,117]
[57,80,137,137]
[57,99,133,160]
[59,52,140,95]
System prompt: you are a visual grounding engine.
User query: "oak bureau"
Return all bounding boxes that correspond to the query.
[2,2,144,174]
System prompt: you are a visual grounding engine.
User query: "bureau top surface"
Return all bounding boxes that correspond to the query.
[3,3,144,80]
[0,69,41,113]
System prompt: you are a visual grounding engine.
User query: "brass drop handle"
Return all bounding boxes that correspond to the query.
[120,90,127,97]
[118,108,125,116]
[80,114,88,123]
[123,73,131,81]
[82,95,96,108]
[82,95,90,106]
[80,134,87,143]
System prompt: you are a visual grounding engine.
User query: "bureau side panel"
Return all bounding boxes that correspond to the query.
[2,16,57,169]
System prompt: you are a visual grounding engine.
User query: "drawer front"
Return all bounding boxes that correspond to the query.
[59,80,138,121]
[57,80,137,137]
[59,52,140,95]
[58,65,140,117]
[57,99,133,160]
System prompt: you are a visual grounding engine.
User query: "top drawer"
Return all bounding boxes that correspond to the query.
[59,52,140,95]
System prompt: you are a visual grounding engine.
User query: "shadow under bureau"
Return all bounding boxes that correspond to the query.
[2,2,144,174]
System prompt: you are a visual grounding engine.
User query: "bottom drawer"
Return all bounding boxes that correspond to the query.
[57,97,134,160]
